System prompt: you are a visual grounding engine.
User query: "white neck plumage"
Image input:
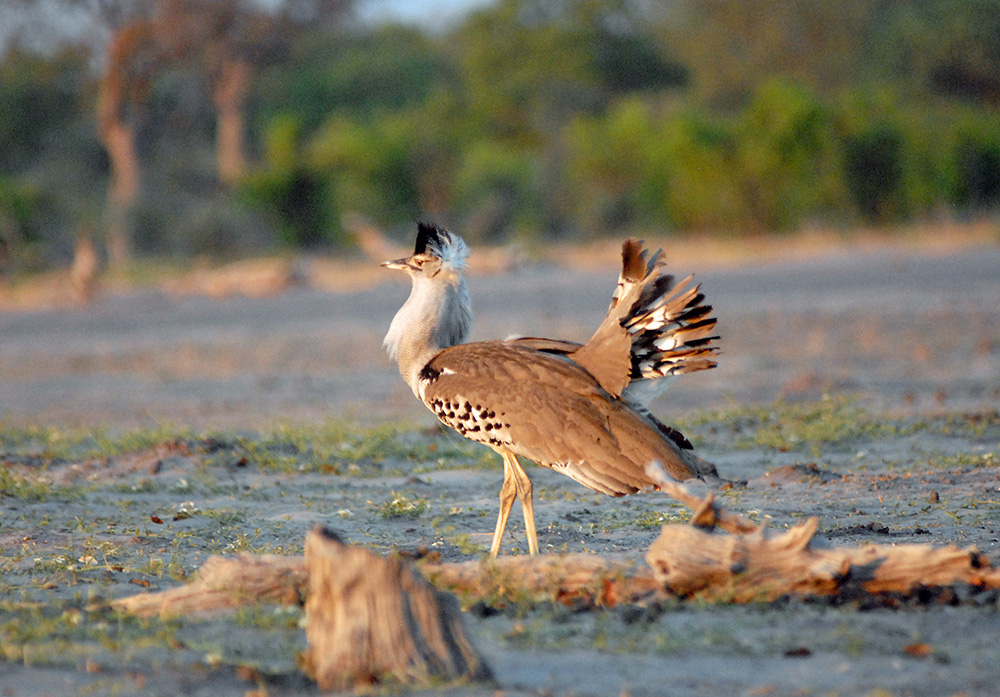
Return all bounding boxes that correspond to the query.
[384,273,471,396]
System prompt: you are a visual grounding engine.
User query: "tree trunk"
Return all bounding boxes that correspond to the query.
[101,119,139,268]
[213,56,250,185]
[69,232,99,304]
[98,24,149,270]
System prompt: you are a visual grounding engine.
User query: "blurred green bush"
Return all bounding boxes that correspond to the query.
[1,0,998,273]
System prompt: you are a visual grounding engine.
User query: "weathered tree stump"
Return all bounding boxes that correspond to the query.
[301,527,492,691]
[647,516,1000,601]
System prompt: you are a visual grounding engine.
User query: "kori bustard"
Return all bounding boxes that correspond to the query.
[383,222,719,556]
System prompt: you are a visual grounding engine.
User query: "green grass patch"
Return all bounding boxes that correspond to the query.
[0,422,199,463]
[915,450,998,470]
[632,508,691,530]
[0,601,181,666]
[927,410,1000,441]
[376,491,429,519]
[680,395,912,455]
[225,419,492,475]
[0,467,57,501]
[0,419,498,503]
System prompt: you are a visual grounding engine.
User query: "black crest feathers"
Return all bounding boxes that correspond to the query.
[415,222,446,255]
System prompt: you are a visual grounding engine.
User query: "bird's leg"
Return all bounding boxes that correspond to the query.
[502,450,539,556]
[489,454,518,558]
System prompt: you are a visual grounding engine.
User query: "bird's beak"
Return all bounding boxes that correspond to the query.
[381,256,413,271]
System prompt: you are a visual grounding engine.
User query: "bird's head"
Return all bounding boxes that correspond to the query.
[382,222,469,282]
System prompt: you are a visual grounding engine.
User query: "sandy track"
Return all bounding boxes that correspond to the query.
[2,245,998,428]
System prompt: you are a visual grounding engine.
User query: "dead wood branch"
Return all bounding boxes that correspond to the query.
[423,554,658,606]
[111,553,306,618]
[301,527,492,691]
[645,461,761,535]
[647,517,1000,602]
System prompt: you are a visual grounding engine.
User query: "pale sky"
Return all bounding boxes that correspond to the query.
[0,0,497,56]
[356,0,495,27]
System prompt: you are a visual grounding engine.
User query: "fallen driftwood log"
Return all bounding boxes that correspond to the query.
[112,553,307,618]
[301,527,491,691]
[643,464,1000,602]
[112,552,655,619]
[423,553,658,607]
[647,516,1000,602]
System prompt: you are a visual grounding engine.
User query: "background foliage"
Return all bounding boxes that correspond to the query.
[1,0,998,272]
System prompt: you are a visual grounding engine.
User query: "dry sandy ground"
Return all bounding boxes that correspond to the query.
[1,236,1000,696]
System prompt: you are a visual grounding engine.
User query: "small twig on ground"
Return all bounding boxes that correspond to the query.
[645,461,760,534]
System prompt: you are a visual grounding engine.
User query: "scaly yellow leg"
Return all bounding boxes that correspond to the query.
[502,450,539,556]
[489,454,518,557]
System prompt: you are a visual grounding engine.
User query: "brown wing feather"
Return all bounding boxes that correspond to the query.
[419,342,700,495]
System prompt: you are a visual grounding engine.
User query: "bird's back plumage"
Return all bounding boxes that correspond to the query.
[418,341,700,493]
